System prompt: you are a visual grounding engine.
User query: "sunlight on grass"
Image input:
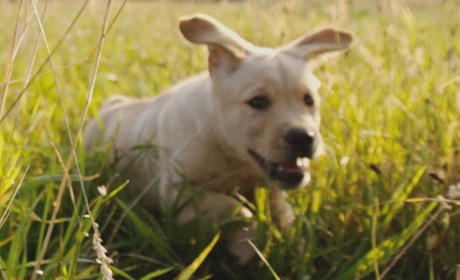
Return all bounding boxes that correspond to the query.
[0,0,459,279]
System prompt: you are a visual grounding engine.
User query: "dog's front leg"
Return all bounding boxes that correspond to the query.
[269,188,295,232]
[174,191,257,265]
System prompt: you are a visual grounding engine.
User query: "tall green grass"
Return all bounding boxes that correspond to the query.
[0,0,459,279]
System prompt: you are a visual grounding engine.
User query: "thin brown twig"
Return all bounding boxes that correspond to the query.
[29,0,80,209]
[105,0,129,35]
[78,0,132,246]
[70,0,116,279]
[30,140,71,280]
[26,0,106,278]
[9,57,92,85]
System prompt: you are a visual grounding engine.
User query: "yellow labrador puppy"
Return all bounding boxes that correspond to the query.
[84,14,353,264]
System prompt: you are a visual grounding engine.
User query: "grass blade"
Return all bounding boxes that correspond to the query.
[140,266,175,280]
[338,200,438,279]
[174,231,221,280]
[381,166,427,228]
[248,239,282,280]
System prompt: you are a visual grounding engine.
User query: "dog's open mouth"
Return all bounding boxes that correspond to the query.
[248,149,310,189]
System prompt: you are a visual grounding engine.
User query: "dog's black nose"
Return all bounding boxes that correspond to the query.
[284,129,315,157]
[285,129,314,145]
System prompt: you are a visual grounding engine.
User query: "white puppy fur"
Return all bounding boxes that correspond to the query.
[84,14,353,264]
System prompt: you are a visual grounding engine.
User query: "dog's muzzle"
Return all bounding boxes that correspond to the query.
[248,149,310,189]
[248,129,318,189]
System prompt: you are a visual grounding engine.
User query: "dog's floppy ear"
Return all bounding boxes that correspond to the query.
[179,14,253,76]
[281,28,353,61]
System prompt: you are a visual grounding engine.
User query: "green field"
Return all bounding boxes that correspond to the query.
[1,0,459,279]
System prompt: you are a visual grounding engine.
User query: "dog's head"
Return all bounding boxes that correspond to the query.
[180,14,353,190]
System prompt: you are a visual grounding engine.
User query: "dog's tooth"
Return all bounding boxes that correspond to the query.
[296,157,303,167]
[302,157,309,167]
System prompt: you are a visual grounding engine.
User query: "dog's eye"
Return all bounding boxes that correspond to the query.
[247,96,270,110]
[304,94,314,106]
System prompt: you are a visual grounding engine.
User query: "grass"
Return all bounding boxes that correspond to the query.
[0,0,459,279]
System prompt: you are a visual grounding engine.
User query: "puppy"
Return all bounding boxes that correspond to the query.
[84,14,353,264]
